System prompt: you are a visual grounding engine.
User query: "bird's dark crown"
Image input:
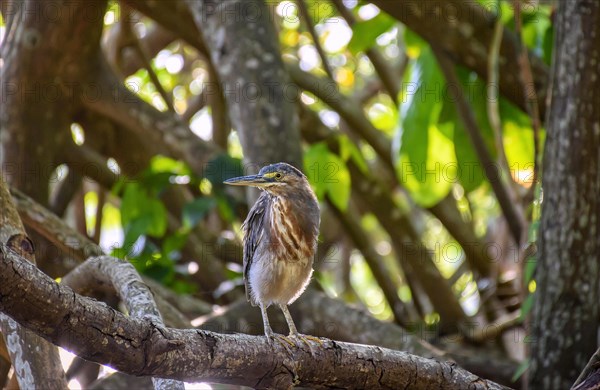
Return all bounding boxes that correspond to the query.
[258,162,305,179]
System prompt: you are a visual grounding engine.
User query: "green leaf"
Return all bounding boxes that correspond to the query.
[438,67,496,193]
[339,134,368,173]
[216,195,235,223]
[512,359,530,382]
[520,293,534,321]
[396,48,455,207]
[304,142,351,211]
[120,183,167,238]
[348,13,396,54]
[183,197,216,229]
[162,231,189,259]
[398,123,456,207]
[404,28,427,58]
[524,256,536,284]
[326,158,351,211]
[149,155,190,175]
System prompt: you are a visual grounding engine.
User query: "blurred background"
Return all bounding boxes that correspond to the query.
[0,0,557,388]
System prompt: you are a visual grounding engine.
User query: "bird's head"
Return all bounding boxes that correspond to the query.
[223,162,311,196]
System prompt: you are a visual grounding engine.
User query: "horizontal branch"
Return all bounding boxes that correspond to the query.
[0,244,509,389]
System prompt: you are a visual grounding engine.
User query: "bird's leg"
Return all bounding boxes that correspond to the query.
[260,303,275,339]
[261,304,295,350]
[280,304,299,335]
[279,304,322,351]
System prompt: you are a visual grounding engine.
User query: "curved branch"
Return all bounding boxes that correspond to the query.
[62,256,185,390]
[0,245,508,389]
[10,186,217,316]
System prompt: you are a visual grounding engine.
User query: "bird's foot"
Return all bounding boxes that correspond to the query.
[265,331,295,355]
[289,333,322,356]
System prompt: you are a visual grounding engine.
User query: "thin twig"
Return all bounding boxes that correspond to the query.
[432,46,525,246]
[287,63,393,170]
[122,6,175,112]
[513,0,542,198]
[326,197,418,327]
[92,187,105,244]
[487,14,513,183]
[297,0,334,79]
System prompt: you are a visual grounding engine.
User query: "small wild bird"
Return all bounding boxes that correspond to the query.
[224,162,320,344]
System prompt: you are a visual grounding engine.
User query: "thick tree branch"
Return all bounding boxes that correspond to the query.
[203,293,520,387]
[187,0,304,172]
[0,178,67,388]
[121,0,208,56]
[0,244,508,389]
[529,1,600,387]
[10,186,215,319]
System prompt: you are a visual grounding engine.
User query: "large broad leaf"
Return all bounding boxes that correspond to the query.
[398,123,457,207]
[396,47,455,207]
[438,67,496,193]
[499,97,544,186]
[304,142,351,211]
[120,183,167,238]
[348,12,396,55]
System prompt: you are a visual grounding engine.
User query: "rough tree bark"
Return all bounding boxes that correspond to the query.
[0,241,509,389]
[0,0,106,201]
[61,256,185,390]
[529,1,600,388]
[0,178,67,388]
[186,0,303,171]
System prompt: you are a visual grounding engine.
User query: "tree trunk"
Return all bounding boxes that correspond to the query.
[529,1,600,388]
[187,0,303,172]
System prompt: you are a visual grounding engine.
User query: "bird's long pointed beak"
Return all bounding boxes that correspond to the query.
[223,174,269,187]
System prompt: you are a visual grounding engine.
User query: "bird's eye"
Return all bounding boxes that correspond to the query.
[275,173,283,180]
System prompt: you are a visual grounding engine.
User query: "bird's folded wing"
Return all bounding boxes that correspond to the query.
[241,193,269,305]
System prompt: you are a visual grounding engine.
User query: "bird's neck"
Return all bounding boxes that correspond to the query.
[270,192,319,239]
